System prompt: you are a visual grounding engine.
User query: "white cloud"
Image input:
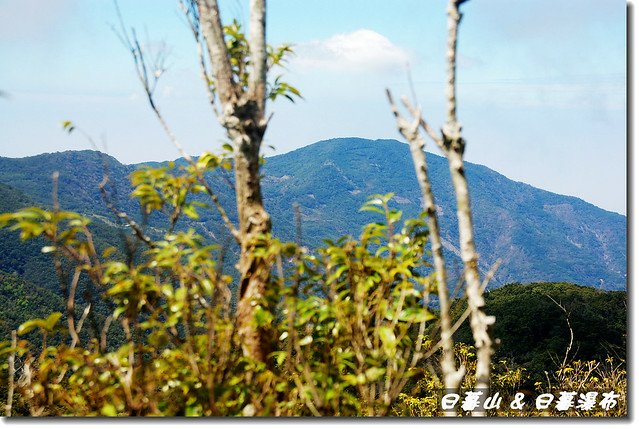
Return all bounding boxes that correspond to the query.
[292,29,411,73]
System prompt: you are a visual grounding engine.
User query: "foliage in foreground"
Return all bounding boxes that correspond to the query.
[0,160,444,416]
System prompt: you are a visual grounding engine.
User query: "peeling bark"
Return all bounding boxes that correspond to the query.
[197,0,272,362]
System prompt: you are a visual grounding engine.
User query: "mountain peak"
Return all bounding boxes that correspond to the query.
[0,139,627,290]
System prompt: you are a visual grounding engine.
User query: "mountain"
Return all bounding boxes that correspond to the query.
[0,137,627,291]
[262,138,626,290]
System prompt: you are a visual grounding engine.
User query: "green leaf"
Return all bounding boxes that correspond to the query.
[100,403,118,416]
[365,367,386,382]
[395,307,436,323]
[196,152,221,170]
[45,312,63,331]
[388,209,403,224]
[102,246,117,258]
[378,326,396,356]
[113,306,125,320]
[254,306,273,327]
[269,351,287,367]
[185,403,203,416]
[17,312,62,335]
[359,205,385,214]
[61,120,75,134]
[18,319,42,335]
[182,205,199,220]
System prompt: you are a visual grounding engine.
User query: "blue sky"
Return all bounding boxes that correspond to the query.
[0,0,627,214]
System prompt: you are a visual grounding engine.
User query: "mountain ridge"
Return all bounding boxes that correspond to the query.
[266,137,624,216]
[0,137,627,290]
[5,138,623,217]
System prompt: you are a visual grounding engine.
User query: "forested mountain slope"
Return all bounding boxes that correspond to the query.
[0,137,626,291]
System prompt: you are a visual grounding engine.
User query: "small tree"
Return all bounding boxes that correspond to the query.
[113,0,300,363]
[193,0,272,362]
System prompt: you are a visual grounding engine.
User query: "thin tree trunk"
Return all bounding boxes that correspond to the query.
[233,132,272,362]
[408,144,464,394]
[388,0,496,415]
[443,1,494,414]
[197,0,272,362]
[446,150,494,393]
[5,330,16,417]
[386,92,464,399]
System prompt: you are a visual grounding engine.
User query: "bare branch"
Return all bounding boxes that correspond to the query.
[100,315,114,353]
[422,258,501,362]
[248,0,267,114]
[404,62,418,106]
[545,293,574,369]
[198,0,237,106]
[196,178,240,242]
[444,0,463,145]
[52,171,60,211]
[113,7,240,242]
[179,0,219,116]
[293,202,302,246]
[480,258,502,292]
[141,97,241,241]
[387,88,462,395]
[98,175,155,247]
[400,96,446,152]
[66,268,82,347]
[76,304,92,337]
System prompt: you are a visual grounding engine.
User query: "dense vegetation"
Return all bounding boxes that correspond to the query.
[0,183,130,293]
[1,267,625,385]
[453,282,626,383]
[0,183,627,415]
[0,271,63,346]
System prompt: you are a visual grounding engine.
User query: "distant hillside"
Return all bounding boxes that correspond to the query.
[0,137,627,291]
[0,270,64,344]
[262,138,626,290]
[0,182,129,292]
[453,282,626,382]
